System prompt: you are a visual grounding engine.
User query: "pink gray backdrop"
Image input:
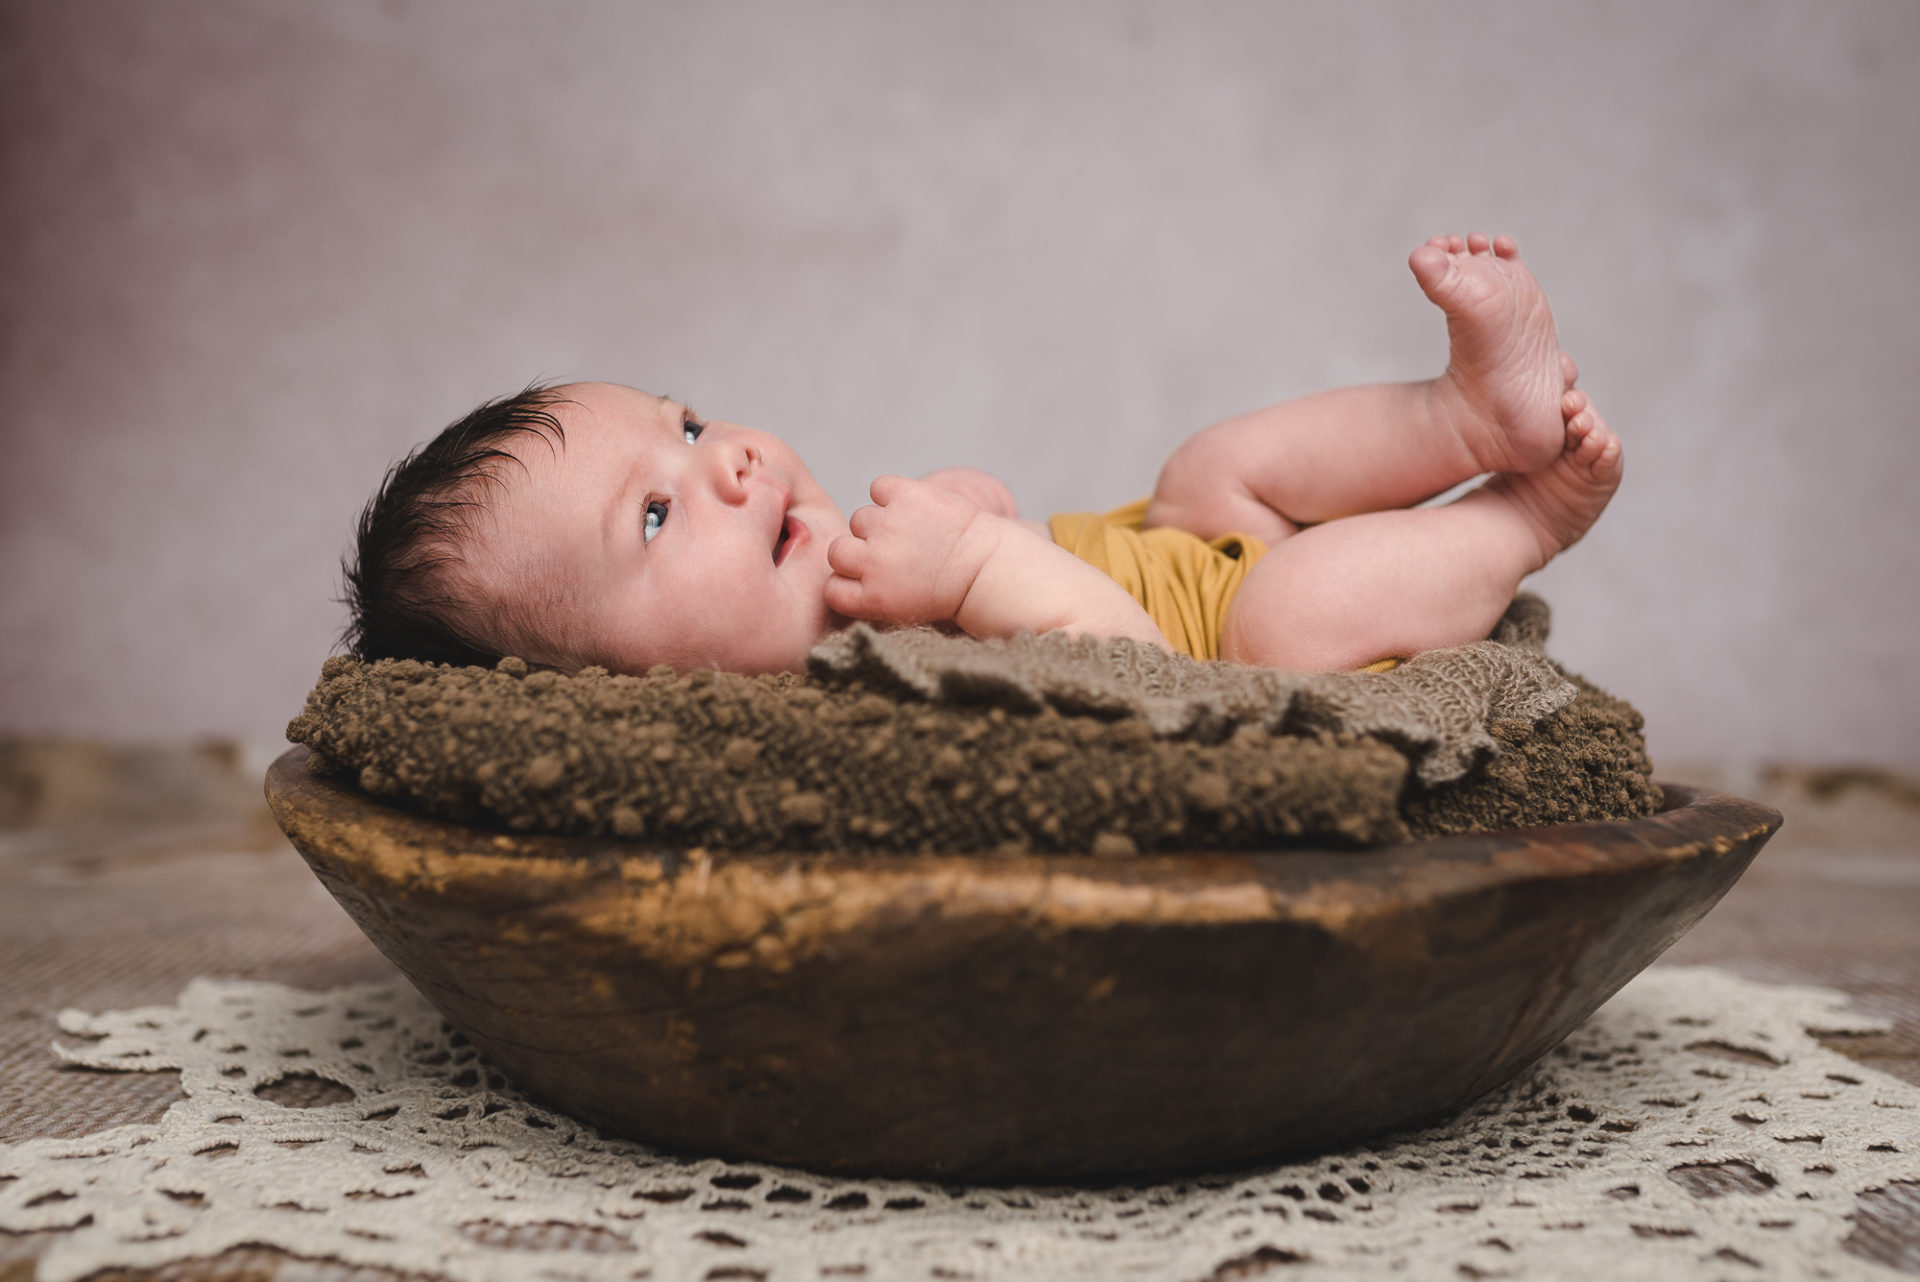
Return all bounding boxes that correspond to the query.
[3,1,1915,768]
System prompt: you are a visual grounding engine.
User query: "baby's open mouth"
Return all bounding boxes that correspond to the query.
[773,515,797,565]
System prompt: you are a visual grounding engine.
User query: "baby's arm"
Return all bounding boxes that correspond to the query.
[825,476,1169,648]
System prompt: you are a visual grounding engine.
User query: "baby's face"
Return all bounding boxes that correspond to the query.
[465,382,849,674]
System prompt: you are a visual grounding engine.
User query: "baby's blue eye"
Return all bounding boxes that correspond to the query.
[643,500,668,544]
[683,415,704,444]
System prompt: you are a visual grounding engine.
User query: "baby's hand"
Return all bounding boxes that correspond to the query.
[825,476,999,626]
[918,467,1019,519]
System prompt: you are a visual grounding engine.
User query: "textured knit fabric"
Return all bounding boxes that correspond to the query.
[1047,498,1266,661]
[281,595,1662,856]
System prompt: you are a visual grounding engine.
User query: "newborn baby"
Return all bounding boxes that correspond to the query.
[346,233,1620,675]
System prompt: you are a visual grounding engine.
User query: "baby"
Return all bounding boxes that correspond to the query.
[345,233,1620,676]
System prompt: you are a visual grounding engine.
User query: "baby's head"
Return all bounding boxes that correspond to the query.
[345,381,849,675]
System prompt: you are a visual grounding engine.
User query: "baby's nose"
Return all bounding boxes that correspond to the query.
[716,439,760,503]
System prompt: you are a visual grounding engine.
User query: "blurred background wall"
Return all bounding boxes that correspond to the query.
[2,0,1915,769]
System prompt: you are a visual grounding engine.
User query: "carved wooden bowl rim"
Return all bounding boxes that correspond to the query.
[264,745,1784,1180]
[266,746,1779,935]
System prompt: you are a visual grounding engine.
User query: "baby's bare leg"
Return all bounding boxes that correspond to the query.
[1147,234,1576,542]
[1222,390,1622,671]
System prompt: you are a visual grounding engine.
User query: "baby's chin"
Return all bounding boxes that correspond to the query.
[581,588,841,677]
[670,626,829,678]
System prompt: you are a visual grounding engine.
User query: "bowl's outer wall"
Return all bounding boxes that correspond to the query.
[266,749,1780,1181]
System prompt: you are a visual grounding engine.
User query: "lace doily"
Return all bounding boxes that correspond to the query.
[3,967,1915,1281]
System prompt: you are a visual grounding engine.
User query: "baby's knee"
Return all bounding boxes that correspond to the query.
[1150,423,1240,511]
[1147,443,1297,545]
[1147,499,1296,556]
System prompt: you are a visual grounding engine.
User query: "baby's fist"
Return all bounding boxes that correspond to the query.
[824,475,998,626]
[918,467,1019,519]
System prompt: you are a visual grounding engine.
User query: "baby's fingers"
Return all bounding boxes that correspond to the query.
[824,571,899,623]
[826,533,870,579]
[846,504,884,539]
[822,573,872,620]
[868,474,913,505]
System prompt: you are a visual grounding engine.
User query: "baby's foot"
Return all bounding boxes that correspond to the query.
[1410,232,1571,475]
[1485,388,1623,566]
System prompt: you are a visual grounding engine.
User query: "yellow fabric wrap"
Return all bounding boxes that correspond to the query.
[1047,498,1267,661]
[1047,499,1401,671]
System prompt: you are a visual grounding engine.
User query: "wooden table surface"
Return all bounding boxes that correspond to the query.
[2,745,1915,1278]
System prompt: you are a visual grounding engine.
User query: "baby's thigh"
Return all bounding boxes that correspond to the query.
[1219,551,1387,672]
[1218,561,1296,667]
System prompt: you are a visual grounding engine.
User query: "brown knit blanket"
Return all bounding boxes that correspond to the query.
[287,596,1658,854]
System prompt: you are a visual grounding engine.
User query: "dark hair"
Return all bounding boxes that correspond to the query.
[341,384,568,667]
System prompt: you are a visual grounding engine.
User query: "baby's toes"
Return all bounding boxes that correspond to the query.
[1583,431,1623,483]
[1493,234,1520,259]
[1560,351,1580,388]
[1597,432,1622,473]
[1467,232,1493,255]
[1562,389,1591,432]
[1566,407,1597,450]
[1570,413,1614,471]
[1590,416,1621,460]
[1408,243,1457,295]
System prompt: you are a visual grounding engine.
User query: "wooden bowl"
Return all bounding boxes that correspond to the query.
[266,746,1779,1182]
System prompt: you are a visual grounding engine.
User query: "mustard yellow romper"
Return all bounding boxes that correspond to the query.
[1047,498,1267,661]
